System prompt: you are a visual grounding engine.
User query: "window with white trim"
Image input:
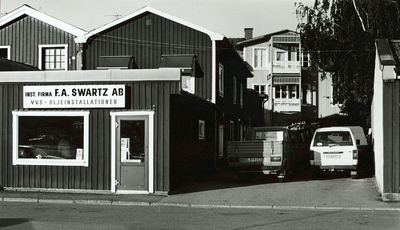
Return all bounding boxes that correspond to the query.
[39,44,68,70]
[219,63,224,97]
[254,85,266,94]
[254,48,267,68]
[199,120,205,140]
[182,75,195,94]
[0,45,11,59]
[13,111,89,167]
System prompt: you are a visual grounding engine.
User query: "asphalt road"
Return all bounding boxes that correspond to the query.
[1,201,400,230]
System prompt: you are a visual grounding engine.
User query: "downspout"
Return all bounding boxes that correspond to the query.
[211,40,217,103]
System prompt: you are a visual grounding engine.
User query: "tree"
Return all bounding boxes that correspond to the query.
[296,0,400,128]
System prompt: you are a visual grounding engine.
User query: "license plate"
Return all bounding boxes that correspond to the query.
[246,158,263,162]
[325,155,341,159]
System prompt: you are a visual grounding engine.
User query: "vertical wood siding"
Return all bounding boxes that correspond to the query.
[0,81,179,191]
[84,13,213,101]
[318,73,341,117]
[0,15,80,70]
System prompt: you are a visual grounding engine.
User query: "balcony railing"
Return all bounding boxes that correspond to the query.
[273,98,301,113]
[272,61,301,74]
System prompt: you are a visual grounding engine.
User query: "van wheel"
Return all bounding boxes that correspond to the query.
[278,168,287,182]
[350,171,357,179]
[311,168,320,179]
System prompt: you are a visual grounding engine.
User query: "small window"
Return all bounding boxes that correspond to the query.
[182,75,195,94]
[199,120,205,140]
[240,83,243,108]
[254,48,267,68]
[39,45,68,70]
[276,51,287,61]
[254,85,266,94]
[230,121,234,141]
[0,46,11,59]
[218,125,224,158]
[219,63,224,97]
[233,77,237,104]
[13,111,89,167]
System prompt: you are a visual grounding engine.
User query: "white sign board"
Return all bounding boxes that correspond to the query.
[23,85,126,108]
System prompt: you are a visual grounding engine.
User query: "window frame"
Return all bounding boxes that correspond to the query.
[233,77,237,104]
[253,48,267,68]
[12,110,90,167]
[240,83,243,108]
[219,63,224,97]
[38,44,68,71]
[199,120,205,140]
[254,84,266,94]
[0,45,11,59]
[181,74,195,94]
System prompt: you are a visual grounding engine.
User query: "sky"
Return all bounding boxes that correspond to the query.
[0,0,315,38]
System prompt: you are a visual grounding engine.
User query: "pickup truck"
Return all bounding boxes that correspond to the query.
[227,124,314,182]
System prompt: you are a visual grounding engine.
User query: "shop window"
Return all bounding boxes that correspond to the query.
[39,45,68,70]
[199,120,205,140]
[13,111,89,167]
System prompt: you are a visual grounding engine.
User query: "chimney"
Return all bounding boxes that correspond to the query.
[244,28,253,40]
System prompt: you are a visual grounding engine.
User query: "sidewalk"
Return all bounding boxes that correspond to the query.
[1,170,400,211]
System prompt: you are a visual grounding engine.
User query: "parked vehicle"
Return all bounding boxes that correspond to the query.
[227,123,314,182]
[309,126,368,179]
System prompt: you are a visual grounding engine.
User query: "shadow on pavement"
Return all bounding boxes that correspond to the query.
[169,168,375,195]
[0,218,31,228]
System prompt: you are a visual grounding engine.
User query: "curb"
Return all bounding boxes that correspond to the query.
[2,197,400,211]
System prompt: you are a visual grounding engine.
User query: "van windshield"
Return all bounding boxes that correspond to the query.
[253,131,284,141]
[313,131,353,147]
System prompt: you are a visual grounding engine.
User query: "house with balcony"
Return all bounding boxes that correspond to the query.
[235,29,317,126]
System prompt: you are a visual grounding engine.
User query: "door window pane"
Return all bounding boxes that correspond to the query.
[120,120,145,162]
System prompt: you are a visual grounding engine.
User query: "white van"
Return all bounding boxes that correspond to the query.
[309,126,368,179]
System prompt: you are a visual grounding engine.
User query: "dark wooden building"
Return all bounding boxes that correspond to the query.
[0,6,259,194]
[0,4,86,70]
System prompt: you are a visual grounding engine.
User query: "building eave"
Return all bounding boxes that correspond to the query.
[75,6,225,43]
[0,4,86,37]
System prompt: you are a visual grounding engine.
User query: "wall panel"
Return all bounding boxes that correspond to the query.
[0,81,179,191]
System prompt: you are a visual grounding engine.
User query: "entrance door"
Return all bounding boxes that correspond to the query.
[115,116,149,191]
